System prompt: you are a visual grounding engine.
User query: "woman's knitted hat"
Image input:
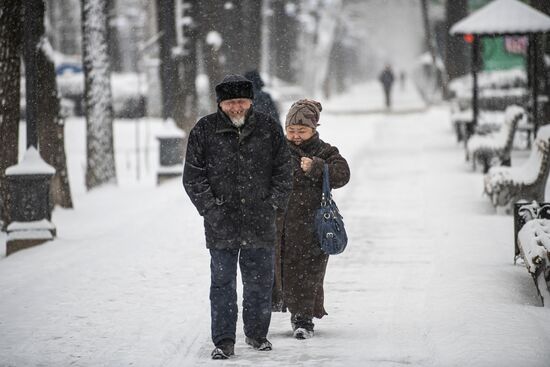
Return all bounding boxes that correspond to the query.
[285,99,322,129]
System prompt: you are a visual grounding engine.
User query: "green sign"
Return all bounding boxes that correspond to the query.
[482,37,526,71]
[468,0,490,11]
[468,0,527,71]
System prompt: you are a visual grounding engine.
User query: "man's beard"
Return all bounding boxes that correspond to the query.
[231,116,245,127]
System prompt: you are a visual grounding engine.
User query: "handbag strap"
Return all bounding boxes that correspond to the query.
[321,163,332,207]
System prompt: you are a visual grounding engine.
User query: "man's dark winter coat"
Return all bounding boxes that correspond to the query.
[273,133,350,318]
[183,108,292,249]
[379,68,395,91]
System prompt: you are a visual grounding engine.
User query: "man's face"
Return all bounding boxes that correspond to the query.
[285,125,315,145]
[220,98,252,122]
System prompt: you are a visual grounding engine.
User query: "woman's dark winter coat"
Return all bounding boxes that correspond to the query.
[273,132,350,318]
[183,108,292,249]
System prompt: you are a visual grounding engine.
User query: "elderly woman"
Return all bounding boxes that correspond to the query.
[273,99,350,339]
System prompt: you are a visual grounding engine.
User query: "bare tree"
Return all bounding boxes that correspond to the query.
[45,0,81,55]
[241,0,262,73]
[300,0,342,97]
[176,0,199,134]
[270,0,299,82]
[81,0,117,189]
[198,0,224,106]
[23,0,73,208]
[156,0,180,122]
[107,0,124,73]
[221,0,262,74]
[420,0,447,98]
[0,1,22,226]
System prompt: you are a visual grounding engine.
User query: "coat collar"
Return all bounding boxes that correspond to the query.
[288,132,320,157]
[215,108,257,142]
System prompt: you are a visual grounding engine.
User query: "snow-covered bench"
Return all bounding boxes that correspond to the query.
[483,125,550,211]
[466,105,525,173]
[451,109,506,143]
[514,201,550,307]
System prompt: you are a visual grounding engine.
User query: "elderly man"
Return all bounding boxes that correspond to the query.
[183,74,292,360]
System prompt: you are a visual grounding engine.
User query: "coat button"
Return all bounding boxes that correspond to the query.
[241,198,246,204]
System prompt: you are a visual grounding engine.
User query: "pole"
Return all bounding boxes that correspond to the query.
[23,0,40,149]
[135,82,141,181]
[532,34,539,136]
[472,35,480,132]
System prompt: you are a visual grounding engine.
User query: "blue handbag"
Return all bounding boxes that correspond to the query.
[315,164,348,255]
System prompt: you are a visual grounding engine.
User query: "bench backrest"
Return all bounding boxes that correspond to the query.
[513,201,550,258]
[518,124,550,184]
[501,105,524,150]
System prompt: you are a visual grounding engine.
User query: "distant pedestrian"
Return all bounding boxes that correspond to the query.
[378,64,395,108]
[273,99,350,340]
[244,70,281,124]
[182,74,293,360]
[400,70,406,90]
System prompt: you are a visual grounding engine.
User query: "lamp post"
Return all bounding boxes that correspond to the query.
[4,0,56,256]
[5,147,56,255]
[156,118,185,185]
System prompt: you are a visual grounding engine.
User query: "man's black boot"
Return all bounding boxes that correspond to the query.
[211,339,235,359]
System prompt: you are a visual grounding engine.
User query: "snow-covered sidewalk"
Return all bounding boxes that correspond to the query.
[1,82,550,366]
[323,78,427,115]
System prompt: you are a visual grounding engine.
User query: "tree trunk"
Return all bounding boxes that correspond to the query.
[444,0,468,81]
[107,0,123,73]
[178,0,198,135]
[156,0,180,121]
[302,0,341,98]
[23,0,73,209]
[81,0,117,190]
[270,0,298,82]
[198,0,224,108]
[220,0,262,74]
[219,0,241,74]
[0,1,22,226]
[241,0,262,73]
[420,0,447,98]
[46,0,81,55]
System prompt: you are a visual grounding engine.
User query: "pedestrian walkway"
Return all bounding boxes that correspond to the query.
[323,79,427,115]
[1,82,550,366]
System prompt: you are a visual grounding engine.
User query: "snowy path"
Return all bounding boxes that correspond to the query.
[2,82,550,366]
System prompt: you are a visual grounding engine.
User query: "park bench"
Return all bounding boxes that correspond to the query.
[466,105,525,173]
[513,201,550,307]
[451,109,506,143]
[449,70,529,143]
[483,124,550,211]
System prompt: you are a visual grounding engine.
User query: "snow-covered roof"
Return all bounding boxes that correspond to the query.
[450,0,550,35]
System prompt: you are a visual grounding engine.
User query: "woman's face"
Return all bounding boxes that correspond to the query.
[285,125,315,145]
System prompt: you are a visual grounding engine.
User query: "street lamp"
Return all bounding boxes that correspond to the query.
[4,147,56,256]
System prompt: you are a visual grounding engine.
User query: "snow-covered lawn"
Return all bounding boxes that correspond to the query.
[1,81,550,366]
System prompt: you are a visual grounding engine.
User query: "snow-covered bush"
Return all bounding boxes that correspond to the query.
[55,71,147,118]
